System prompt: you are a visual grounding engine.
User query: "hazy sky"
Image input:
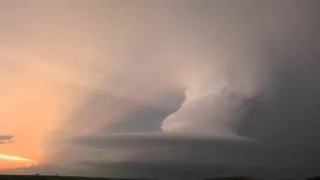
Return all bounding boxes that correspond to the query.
[1,0,320,179]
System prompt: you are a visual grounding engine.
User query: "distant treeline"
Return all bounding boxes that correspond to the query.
[205,176,320,180]
[0,175,320,180]
[0,175,152,180]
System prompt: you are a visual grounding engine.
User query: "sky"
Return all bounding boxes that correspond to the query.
[0,0,320,179]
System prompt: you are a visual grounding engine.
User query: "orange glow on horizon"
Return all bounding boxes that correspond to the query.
[0,154,38,170]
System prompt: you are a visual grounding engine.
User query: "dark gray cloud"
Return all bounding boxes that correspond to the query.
[73,134,257,165]
[236,1,320,168]
[72,134,260,179]
[72,134,319,179]
[0,135,13,144]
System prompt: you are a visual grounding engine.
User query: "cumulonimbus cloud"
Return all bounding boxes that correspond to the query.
[1,1,320,179]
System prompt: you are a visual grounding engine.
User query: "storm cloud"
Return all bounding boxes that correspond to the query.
[1,0,320,179]
[55,1,320,178]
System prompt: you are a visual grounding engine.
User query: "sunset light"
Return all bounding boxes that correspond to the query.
[0,154,36,162]
[0,154,38,170]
